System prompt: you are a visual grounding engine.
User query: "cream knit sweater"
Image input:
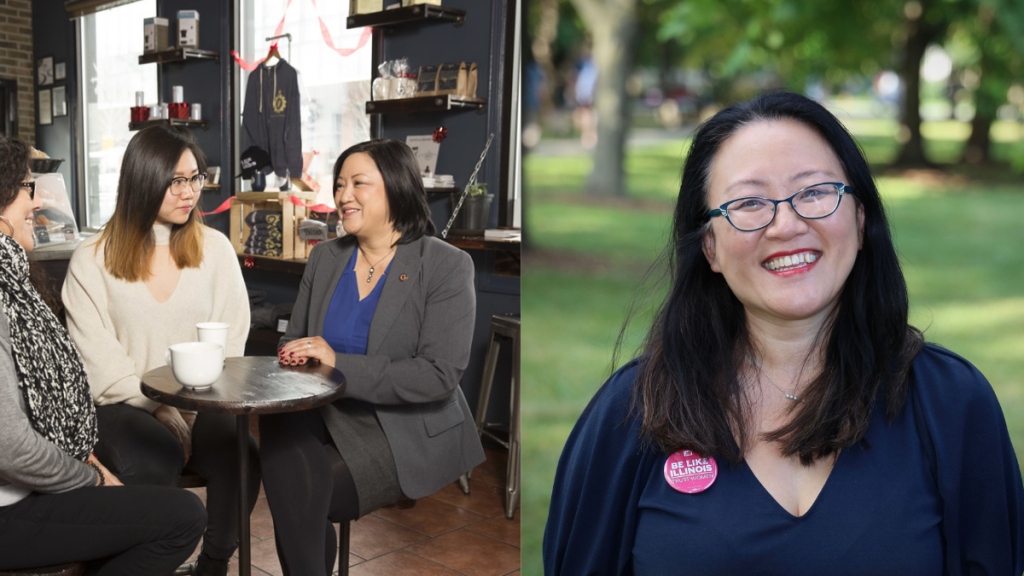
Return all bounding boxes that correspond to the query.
[62,224,249,412]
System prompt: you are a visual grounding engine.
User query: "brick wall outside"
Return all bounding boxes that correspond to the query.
[0,0,33,145]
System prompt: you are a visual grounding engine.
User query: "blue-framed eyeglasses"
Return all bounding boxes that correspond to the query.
[706,182,852,232]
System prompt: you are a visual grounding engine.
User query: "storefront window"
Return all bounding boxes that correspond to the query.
[240,0,371,207]
[78,0,158,230]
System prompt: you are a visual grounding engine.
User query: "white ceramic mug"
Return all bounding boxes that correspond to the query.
[197,322,229,362]
[165,342,223,389]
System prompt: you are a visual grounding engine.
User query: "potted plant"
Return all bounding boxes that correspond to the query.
[449,182,494,231]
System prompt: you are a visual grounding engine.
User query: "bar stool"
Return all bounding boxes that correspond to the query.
[470,313,520,519]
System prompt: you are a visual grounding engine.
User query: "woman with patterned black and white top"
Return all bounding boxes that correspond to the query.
[0,135,206,573]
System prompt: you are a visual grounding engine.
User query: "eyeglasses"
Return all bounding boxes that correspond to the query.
[168,173,207,196]
[20,181,34,201]
[706,182,852,232]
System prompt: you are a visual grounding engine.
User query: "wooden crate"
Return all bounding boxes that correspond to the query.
[229,191,318,260]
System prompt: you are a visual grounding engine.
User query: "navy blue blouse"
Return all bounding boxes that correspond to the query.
[321,249,388,356]
[544,345,1024,575]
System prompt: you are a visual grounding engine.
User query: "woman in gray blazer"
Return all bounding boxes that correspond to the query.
[259,139,485,574]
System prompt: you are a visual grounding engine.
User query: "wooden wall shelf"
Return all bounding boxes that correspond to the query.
[346,5,465,29]
[365,95,486,115]
[139,48,220,65]
[129,118,208,131]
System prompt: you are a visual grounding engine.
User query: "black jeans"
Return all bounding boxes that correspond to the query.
[0,485,206,574]
[259,409,360,576]
[93,404,261,561]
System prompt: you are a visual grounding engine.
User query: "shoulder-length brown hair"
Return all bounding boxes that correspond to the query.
[628,92,922,466]
[99,125,206,281]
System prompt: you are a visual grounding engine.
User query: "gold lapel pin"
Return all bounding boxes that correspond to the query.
[399,273,408,282]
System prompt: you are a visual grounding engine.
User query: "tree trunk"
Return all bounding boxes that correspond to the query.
[962,45,996,164]
[530,0,560,118]
[570,0,638,197]
[894,4,943,168]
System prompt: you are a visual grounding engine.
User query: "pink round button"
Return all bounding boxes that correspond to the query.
[664,449,718,494]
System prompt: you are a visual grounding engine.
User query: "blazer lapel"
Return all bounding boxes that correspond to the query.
[315,239,355,337]
[366,238,420,355]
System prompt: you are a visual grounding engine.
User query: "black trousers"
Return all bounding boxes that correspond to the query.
[259,409,360,576]
[0,485,206,574]
[93,404,261,561]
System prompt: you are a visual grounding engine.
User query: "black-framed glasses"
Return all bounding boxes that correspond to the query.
[168,173,207,196]
[20,181,34,201]
[706,182,852,232]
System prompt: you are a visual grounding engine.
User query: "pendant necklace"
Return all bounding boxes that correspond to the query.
[361,246,395,283]
[751,357,804,402]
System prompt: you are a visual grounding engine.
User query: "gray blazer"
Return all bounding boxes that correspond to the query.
[283,235,486,499]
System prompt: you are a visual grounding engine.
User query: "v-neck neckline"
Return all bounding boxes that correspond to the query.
[741,448,844,520]
[143,265,184,305]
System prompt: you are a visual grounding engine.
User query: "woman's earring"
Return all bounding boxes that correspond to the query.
[0,215,15,237]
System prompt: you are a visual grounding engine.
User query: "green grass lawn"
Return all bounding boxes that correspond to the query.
[521,124,1024,574]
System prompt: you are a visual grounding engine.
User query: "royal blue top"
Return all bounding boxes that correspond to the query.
[544,344,1024,575]
[322,249,388,356]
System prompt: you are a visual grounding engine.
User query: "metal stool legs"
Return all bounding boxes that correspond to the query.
[469,313,520,519]
[338,521,351,576]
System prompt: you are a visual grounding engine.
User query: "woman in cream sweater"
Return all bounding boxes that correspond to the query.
[62,126,259,576]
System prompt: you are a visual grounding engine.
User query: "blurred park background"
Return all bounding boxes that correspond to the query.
[521,0,1024,573]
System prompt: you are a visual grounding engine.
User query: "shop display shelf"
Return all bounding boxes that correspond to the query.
[425,187,459,194]
[347,5,466,29]
[129,118,208,131]
[444,234,521,252]
[365,95,486,115]
[138,48,220,65]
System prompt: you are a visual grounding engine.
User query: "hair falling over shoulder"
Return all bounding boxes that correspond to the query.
[99,125,206,281]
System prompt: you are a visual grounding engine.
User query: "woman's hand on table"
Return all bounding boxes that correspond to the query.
[87,454,123,486]
[279,337,336,368]
[154,404,194,463]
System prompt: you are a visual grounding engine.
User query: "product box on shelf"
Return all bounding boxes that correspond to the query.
[177,10,199,48]
[406,0,442,5]
[351,0,384,14]
[229,192,317,260]
[143,17,169,53]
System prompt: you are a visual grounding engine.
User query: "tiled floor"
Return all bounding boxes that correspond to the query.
[185,444,519,576]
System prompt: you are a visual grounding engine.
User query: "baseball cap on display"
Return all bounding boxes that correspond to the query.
[239,146,271,179]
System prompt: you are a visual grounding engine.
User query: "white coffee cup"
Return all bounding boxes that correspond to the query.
[197,322,229,361]
[165,342,223,389]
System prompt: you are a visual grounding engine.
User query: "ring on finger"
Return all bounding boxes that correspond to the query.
[307,341,312,348]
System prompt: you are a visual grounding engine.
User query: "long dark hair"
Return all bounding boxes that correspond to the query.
[333,139,435,244]
[632,92,923,465]
[99,125,207,281]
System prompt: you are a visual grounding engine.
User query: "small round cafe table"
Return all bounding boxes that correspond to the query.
[141,356,346,576]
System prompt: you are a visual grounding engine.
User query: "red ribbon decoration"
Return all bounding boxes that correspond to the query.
[200,197,235,217]
[244,255,255,268]
[230,0,373,71]
[433,127,448,144]
[200,195,336,217]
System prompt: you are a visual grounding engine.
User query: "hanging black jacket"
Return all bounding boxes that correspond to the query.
[241,59,303,178]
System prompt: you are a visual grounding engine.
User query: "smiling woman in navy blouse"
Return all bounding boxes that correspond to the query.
[544,93,1024,575]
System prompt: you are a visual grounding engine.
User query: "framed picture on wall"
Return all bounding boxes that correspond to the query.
[55,61,66,81]
[52,86,67,117]
[36,56,54,86]
[38,89,52,125]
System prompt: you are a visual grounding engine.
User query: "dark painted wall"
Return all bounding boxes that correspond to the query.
[376,0,520,425]
[32,1,77,215]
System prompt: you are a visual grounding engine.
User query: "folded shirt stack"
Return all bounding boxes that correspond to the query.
[244,210,284,257]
